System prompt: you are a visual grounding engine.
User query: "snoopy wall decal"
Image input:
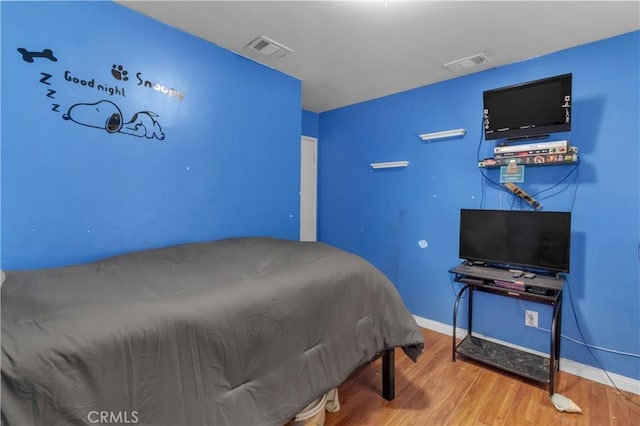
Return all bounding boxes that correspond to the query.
[62,100,165,140]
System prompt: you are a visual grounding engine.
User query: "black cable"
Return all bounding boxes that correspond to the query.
[477,117,486,210]
[480,169,487,210]
[449,273,466,299]
[529,158,580,204]
[476,117,511,205]
[569,158,580,212]
[565,278,640,408]
[509,193,533,211]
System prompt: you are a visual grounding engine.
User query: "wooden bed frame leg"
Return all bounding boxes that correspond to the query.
[382,348,395,401]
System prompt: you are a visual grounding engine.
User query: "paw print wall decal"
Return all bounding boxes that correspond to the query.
[111,64,128,81]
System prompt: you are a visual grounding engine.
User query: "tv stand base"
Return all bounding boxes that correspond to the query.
[456,336,550,384]
[450,266,564,395]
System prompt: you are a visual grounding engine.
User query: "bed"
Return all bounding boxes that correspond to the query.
[1,237,424,426]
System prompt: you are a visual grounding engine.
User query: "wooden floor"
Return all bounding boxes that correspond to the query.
[325,328,640,426]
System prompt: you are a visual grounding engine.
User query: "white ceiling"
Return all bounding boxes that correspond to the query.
[117,1,640,113]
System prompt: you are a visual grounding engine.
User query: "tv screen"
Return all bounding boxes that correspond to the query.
[483,73,572,141]
[459,209,571,273]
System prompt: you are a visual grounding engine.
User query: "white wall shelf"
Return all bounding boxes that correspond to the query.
[419,128,466,141]
[370,161,409,169]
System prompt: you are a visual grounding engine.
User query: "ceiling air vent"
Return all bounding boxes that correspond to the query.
[444,53,491,73]
[245,36,293,60]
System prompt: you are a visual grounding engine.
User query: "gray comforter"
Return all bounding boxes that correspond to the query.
[1,237,424,426]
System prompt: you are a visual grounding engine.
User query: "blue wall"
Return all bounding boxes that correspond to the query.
[2,1,637,382]
[1,1,301,269]
[319,31,640,380]
[302,109,319,138]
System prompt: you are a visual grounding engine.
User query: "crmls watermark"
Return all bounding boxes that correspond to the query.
[87,411,139,424]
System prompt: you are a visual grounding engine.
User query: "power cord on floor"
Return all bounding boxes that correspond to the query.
[519,282,640,409]
[564,280,640,409]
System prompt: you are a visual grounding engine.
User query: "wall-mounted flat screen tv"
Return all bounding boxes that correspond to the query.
[483,73,572,141]
[459,209,571,273]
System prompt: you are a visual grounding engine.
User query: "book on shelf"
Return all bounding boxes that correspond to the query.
[494,140,568,155]
[479,152,578,168]
[495,146,568,158]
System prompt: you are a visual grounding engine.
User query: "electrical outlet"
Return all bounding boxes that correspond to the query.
[525,310,538,328]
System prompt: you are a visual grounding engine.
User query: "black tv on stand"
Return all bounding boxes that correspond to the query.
[459,209,571,274]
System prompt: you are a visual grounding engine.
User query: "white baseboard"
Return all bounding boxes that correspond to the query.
[413,314,640,395]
